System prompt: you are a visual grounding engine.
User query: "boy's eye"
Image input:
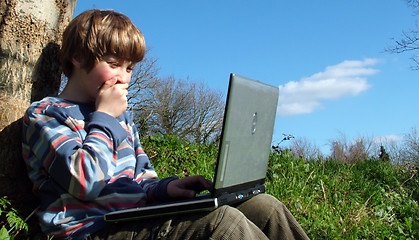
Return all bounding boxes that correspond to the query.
[108,62,119,67]
[127,64,136,72]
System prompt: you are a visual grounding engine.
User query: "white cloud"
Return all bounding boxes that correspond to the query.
[373,135,404,145]
[277,58,380,116]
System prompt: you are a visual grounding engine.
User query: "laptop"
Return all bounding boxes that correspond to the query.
[104,73,279,222]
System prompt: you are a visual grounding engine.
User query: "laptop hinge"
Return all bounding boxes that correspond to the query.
[217,184,265,206]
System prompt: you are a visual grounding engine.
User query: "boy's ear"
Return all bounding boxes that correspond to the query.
[71,56,82,69]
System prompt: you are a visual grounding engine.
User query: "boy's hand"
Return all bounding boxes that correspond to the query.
[167,175,213,200]
[96,79,129,118]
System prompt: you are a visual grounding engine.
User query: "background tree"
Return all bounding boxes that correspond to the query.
[289,136,323,161]
[407,0,419,13]
[128,50,160,113]
[386,0,419,70]
[329,133,374,163]
[128,70,225,143]
[401,127,419,164]
[379,145,390,162]
[188,82,225,143]
[148,76,194,137]
[0,0,76,220]
[127,49,160,133]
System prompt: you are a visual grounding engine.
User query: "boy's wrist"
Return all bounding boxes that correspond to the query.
[147,177,179,203]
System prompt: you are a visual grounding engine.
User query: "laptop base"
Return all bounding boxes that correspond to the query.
[104,184,265,222]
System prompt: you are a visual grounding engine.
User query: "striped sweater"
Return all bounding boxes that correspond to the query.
[22,97,176,239]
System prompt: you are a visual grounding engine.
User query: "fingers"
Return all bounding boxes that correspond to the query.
[172,187,196,199]
[104,78,118,88]
[167,176,213,200]
[182,175,212,192]
[100,79,128,91]
[192,175,213,192]
[96,80,129,118]
[98,78,118,94]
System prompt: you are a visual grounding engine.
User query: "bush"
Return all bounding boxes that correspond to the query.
[0,197,28,240]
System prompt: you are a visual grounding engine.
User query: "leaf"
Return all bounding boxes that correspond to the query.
[0,226,10,240]
[6,210,28,234]
[375,208,384,217]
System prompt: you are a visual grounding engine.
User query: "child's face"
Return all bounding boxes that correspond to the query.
[83,55,135,102]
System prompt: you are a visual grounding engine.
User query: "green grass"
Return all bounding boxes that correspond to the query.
[143,135,419,240]
[142,134,217,180]
[267,151,418,239]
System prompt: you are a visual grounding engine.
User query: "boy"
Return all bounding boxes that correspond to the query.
[22,9,309,240]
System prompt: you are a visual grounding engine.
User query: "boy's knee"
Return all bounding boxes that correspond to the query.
[212,205,267,239]
[217,205,246,220]
[255,193,281,204]
[245,194,284,212]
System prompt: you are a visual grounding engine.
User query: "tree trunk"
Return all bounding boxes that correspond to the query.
[0,0,77,129]
[0,0,76,223]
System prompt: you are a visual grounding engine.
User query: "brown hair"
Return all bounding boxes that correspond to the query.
[61,9,145,77]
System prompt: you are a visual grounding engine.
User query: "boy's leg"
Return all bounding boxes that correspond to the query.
[235,194,310,240]
[92,205,268,240]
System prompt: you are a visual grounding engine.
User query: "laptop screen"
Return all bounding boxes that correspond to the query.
[213,74,279,194]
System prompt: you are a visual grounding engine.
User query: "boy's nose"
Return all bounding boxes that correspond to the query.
[117,71,131,84]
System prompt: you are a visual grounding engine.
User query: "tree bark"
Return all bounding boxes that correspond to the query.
[0,0,77,220]
[0,0,76,129]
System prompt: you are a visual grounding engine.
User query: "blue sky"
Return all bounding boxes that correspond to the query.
[75,0,418,155]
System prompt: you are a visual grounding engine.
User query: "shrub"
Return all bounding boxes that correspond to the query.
[0,197,28,240]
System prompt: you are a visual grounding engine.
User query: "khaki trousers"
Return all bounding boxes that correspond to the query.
[92,194,309,240]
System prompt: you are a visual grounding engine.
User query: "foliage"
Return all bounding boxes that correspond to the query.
[0,198,28,240]
[379,145,391,162]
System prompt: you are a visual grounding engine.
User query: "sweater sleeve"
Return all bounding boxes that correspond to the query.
[23,103,128,201]
[129,118,179,203]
